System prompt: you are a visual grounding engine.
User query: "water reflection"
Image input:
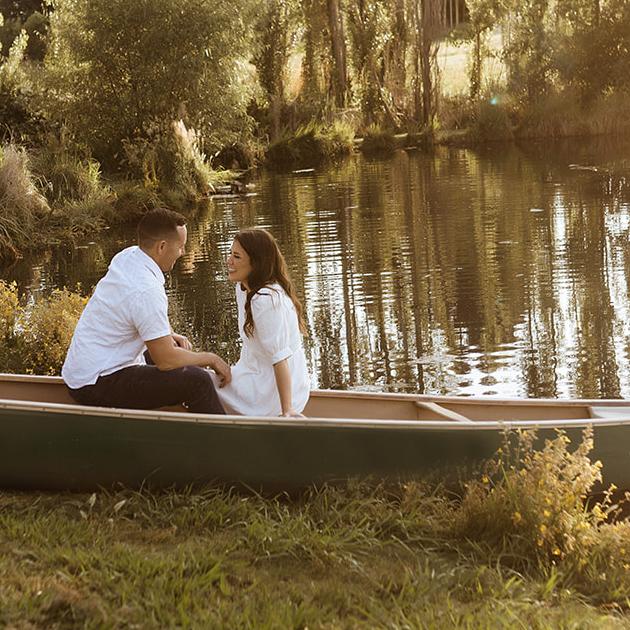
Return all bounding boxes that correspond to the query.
[8,137,630,398]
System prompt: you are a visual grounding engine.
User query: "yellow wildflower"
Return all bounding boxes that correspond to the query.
[511,511,522,525]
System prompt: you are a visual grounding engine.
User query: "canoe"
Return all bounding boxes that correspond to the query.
[1,373,630,491]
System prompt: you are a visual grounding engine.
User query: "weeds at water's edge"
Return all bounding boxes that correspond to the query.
[1,429,630,627]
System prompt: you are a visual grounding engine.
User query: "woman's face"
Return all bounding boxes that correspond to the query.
[226,239,253,286]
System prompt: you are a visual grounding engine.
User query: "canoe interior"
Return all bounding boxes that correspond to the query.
[0,373,625,422]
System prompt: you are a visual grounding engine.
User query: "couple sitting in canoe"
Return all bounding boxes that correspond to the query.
[61,207,310,417]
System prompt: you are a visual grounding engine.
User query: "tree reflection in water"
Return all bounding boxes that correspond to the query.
[13,137,630,399]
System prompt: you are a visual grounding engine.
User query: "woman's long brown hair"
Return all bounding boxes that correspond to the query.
[234,228,307,338]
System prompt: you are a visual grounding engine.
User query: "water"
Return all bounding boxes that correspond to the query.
[9,137,630,398]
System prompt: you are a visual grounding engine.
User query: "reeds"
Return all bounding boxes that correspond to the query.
[0,144,50,263]
[266,120,355,167]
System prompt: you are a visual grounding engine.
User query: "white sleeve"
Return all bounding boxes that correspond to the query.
[128,286,171,342]
[251,290,293,364]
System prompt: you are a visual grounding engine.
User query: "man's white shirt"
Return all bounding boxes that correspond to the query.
[62,246,171,390]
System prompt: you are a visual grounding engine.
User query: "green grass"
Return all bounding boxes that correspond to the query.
[1,472,629,627]
[266,121,355,168]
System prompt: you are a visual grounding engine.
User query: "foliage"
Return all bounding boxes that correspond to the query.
[452,429,606,568]
[0,282,87,375]
[469,99,513,142]
[554,0,630,103]
[32,137,110,206]
[0,143,49,263]
[346,0,392,126]
[20,288,88,375]
[359,123,396,155]
[253,0,301,140]
[462,0,506,100]
[46,0,256,165]
[502,0,553,105]
[266,120,354,167]
[0,278,18,339]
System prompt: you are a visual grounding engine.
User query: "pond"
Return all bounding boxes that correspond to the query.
[8,137,630,398]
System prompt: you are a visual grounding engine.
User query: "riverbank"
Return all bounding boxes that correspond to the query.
[2,431,630,627]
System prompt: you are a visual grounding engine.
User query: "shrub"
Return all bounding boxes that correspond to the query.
[111,181,162,223]
[359,123,396,155]
[33,142,109,206]
[452,429,609,571]
[0,283,87,375]
[0,143,50,262]
[121,120,229,211]
[19,288,88,375]
[469,100,513,142]
[266,121,354,167]
[0,279,19,340]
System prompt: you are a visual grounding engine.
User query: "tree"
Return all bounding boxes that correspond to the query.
[254,0,300,141]
[464,0,504,101]
[46,0,255,164]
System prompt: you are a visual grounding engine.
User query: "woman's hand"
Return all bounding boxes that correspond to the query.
[172,332,192,350]
[280,408,305,418]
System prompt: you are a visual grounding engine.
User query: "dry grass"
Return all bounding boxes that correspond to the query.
[0,144,50,263]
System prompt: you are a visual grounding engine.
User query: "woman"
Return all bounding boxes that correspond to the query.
[212,228,310,417]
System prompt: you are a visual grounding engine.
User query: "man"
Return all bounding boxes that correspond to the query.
[62,207,230,414]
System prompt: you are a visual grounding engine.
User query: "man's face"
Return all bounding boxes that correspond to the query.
[157,225,187,272]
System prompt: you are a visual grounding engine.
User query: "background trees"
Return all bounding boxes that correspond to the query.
[46,0,255,165]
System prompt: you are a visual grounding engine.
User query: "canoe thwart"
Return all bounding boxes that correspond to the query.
[588,406,630,420]
[415,401,474,423]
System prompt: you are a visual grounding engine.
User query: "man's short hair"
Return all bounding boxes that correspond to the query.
[137,207,186,248]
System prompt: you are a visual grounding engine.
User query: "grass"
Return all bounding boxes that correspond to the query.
[2,430,630,627]
[0,143,49,263]
[266,121,355,168]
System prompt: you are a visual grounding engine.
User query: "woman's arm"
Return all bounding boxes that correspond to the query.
[273,359,304,417]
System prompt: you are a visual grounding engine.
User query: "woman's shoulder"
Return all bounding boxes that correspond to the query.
[251,284,286,309]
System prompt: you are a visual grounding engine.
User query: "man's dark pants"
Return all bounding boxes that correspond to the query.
[68,364,225,414]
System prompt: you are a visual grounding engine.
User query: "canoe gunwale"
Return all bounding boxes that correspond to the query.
[2,372,630,407]
[2,396,630,430]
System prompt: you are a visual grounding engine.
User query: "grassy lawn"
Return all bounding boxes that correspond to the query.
[1,473,629,629]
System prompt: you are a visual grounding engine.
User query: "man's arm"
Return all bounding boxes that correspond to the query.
[145,335,231,385]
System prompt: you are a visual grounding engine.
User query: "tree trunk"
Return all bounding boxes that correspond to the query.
[327,0,348,108]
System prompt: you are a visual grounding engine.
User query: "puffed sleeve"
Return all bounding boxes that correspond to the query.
[251,289,293,364]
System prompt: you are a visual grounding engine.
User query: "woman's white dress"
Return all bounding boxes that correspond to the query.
[212,283,310,416]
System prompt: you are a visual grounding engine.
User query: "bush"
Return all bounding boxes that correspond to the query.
[266,121,354,167]
[469,100,513,142]
[121,120,230,211]
[359,123,396,155]
[452,429,605,570]
[0,284,88,375]
[33,142,109,206]
[20,288,88,375]
[111,181,162,223]
[0,143,50,262]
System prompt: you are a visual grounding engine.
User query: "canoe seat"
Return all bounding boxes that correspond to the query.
[588,406,630,420]
[415,401,474,423]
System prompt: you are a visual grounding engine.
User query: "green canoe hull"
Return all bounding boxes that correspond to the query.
[1,405,627,491]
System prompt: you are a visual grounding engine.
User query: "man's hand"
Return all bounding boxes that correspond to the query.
[172,333,192,350]
[206,353,231,387]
